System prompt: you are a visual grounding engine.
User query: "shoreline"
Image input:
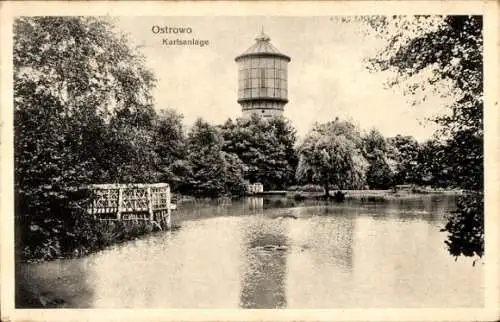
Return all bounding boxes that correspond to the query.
[285,189,462,202]
[18,189,460,264]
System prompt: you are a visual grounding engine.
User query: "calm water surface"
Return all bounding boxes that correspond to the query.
[18,196,484,308]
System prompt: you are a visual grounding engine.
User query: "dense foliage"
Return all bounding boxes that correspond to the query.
[14,16,161,260]
[416,138,449,187]
[366,15,484,257]
[296,119,368,195]
[362,129,394,189]
[220,114,298,190]
[13,17,246,261]
[175,119,247,198]
[387,135,421,185]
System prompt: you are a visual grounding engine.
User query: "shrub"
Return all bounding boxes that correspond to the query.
[362,195,388,202]
[297,184,324,193]
[333,191,346,202]
[410,185,430,194]
[443,191,484,258]
[293,193,306,201]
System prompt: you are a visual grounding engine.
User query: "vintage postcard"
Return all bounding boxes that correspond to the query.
[1,1,499,321]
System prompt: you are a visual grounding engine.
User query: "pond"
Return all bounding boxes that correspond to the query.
[17,195,484,308]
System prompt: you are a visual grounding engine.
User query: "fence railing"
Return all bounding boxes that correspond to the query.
[84,183,175,229]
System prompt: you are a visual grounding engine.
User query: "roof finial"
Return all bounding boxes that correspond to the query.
[256,26,270,42]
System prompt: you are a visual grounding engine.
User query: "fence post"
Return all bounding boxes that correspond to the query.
[166,185,172,230]
[117,186,123,220]
[147,186,154,221]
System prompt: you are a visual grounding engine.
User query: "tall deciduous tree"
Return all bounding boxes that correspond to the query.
[366,15,483,257]
[153,108,188,189]
[296,119,368,196]
[14,16,158,187]
[14,17,157,258]
[220,114,297,190]
[182,119,247,198]
[417,137,448,187]
[387,134,421,185]
[362,129,394,189]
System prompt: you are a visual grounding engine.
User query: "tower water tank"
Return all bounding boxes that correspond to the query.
[235,30,291,118]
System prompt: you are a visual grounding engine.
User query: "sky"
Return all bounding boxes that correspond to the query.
[117,16,452,141]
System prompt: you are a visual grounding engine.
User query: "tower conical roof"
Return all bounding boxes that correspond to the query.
[235,29,291,61]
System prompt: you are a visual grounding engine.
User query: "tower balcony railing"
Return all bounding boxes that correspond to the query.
[241,106,284,111]
[237,96,288,103]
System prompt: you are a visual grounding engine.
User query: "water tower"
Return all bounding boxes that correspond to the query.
[235,29,291,118]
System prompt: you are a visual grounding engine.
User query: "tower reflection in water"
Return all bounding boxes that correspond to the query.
[239,197,288,309]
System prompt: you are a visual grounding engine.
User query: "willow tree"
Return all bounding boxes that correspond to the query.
[296,119,368,196]
[365,15,483,258]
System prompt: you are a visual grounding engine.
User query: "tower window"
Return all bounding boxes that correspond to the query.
[260,68,265,88]
[244,70,251,89]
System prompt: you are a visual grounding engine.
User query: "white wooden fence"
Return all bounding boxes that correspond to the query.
[84,183,176,229]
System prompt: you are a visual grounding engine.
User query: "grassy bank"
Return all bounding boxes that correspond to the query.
[18,193,237,264]
[17,217,179,264]
[287,187,461,202]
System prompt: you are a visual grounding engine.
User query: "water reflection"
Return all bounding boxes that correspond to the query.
[263,197,297,209]
[351,216,482,307]
[16,195,483,308]
[246,197,264,211]
[239,215,288,308]
[286,215,355,307]
[363,196,456,224]
[17,257,94,308]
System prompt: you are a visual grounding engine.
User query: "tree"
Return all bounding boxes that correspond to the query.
[296,119,368,196]
[417,138,449,187]
[102,121,160,183]
[387,134,421,185]
[182,119,246,198]
[362,128,394,189]
[220,114,297,190]
[153,108,187,189]
[268,117,299,188]
[154,109,186,164]
[14,17,157,259]
[366,15,483,257]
